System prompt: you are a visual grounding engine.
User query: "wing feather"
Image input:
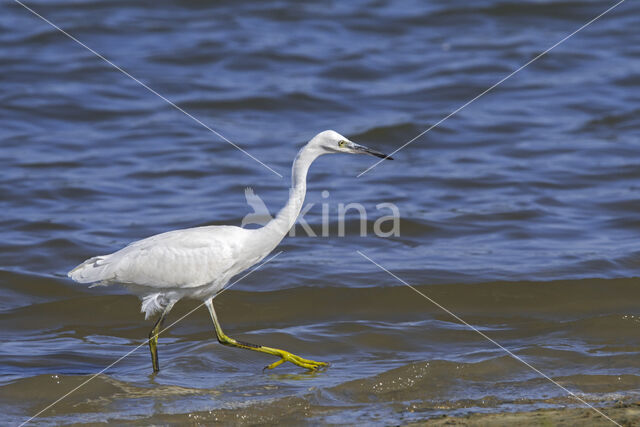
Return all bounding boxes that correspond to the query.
[69,226,249,289]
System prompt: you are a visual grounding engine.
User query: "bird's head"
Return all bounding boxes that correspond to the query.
[308,130,393,160]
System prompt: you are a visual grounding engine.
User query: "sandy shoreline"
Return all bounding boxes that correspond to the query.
[412,403,640,426]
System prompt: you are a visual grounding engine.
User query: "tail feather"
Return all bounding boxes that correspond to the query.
[68,255,114,284]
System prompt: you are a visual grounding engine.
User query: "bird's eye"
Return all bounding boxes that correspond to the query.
[338,140,347,147]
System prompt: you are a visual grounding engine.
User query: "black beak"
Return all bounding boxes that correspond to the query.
[349,142,394,160]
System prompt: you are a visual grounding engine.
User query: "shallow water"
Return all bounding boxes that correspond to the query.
[2,0,640,425]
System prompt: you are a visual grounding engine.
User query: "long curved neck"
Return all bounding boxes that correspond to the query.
[261,144,321,240]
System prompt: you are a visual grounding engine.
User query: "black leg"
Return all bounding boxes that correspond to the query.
[148,312,166,373]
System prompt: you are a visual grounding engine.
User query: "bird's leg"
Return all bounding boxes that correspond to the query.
[204,298,328,371]
[148,311,167,373]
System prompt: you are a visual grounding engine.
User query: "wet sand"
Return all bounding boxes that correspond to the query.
[416,402,640,426]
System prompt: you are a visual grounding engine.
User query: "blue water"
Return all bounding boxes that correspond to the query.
[1,0,640,425]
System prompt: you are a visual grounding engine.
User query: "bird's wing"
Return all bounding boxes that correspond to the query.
[71,226,249,289]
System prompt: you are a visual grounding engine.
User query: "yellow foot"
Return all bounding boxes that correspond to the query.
[264,350,329,371]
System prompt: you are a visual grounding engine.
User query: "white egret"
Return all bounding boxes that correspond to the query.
[68,130,393,372]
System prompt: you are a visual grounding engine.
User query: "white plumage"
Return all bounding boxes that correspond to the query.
[68,130,392,372]
[69,226,251,317]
